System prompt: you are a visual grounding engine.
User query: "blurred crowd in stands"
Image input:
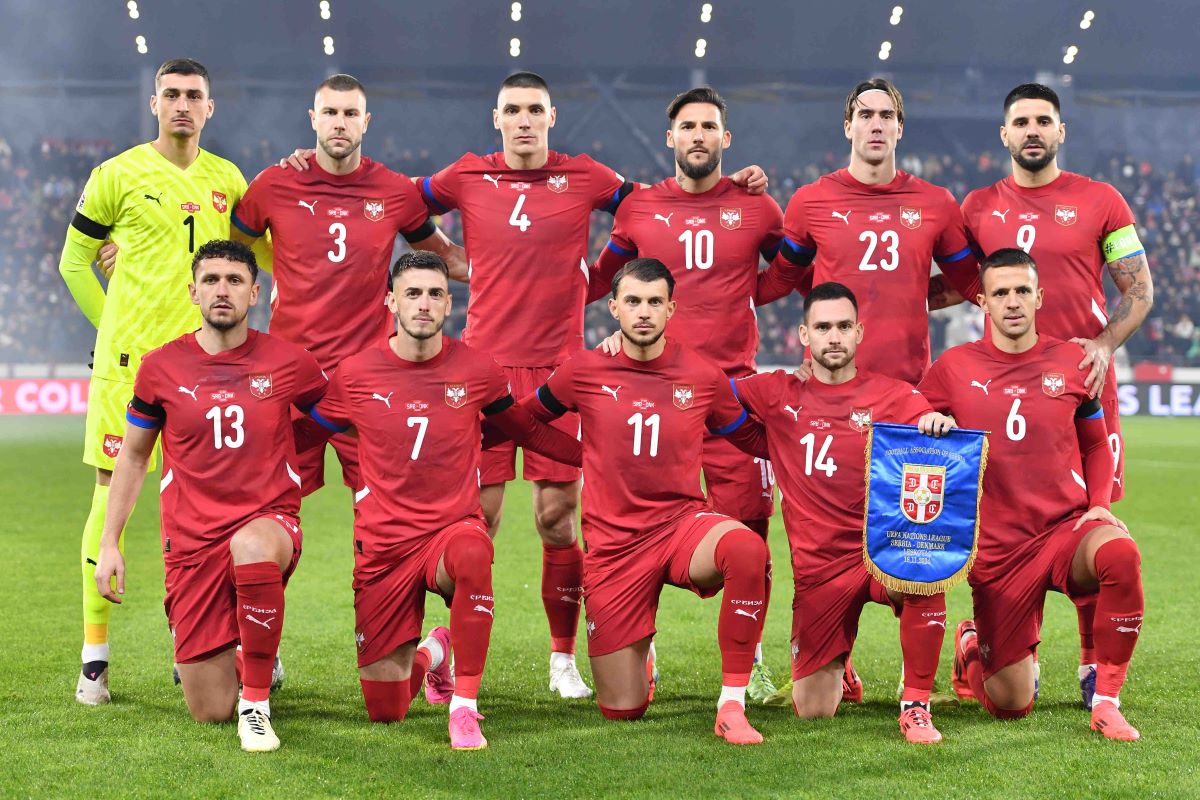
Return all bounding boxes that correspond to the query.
[3,135,1198,368]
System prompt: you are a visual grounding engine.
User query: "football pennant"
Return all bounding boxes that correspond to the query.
[863,422,988,595]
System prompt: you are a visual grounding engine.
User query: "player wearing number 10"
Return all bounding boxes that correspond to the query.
[57,58,264,706]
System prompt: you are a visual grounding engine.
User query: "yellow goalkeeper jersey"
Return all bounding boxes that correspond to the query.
[67,143,248,381]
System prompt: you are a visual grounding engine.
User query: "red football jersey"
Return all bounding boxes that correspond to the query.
[232,156,433,370]
[312,338,511,578]
[918,336,1093,583]
[734,370,931,582]
[782,169,975,383]
[127,331,327,565]
[422,151,625,367]
[605,177,785,376]
[536,339,746,554]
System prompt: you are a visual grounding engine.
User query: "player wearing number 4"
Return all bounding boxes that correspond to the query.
[731,282,957,744]
[58,58,272,706]
[304,251,582,750]
[918,248,1145,742]
[95,240,328,752]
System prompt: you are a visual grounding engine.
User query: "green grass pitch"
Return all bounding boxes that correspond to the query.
[3,416,1198,798]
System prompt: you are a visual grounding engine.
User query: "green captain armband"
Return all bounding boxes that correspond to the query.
[1102,224,1144,263]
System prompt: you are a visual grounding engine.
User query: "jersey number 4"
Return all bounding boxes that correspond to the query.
[509,194,532,232]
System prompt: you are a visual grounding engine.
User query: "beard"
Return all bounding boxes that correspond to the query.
[812,347,852,371]
[622,325,665,348]
[1011,139,1059,172]
[399,315,444,341]
[203,307,246,332]
[676,148,721,181]
[319,134,361,161]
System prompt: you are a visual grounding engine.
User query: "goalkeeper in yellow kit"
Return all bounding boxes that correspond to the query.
[58,59,269,704]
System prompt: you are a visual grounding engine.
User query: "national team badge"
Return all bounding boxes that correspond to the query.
[901,464,945,524]
[849,407,872,432]
[1042,372,1066,397]
[102,433,123,459]
[719,207,743,230]
[249,373,273,399]
[364,198,385,222]
[547,175,568,193]
[672,384,695,410]
[180,201,201,213]
[900,207,922,229]
[445,383,468,408]
[211,191,228,213]
[1054,205,1078,226]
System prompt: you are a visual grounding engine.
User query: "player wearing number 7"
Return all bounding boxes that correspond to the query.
[57,58,270,707]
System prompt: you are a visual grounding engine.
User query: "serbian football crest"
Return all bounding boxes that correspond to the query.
[1042,372,1066,397]
[719,207,742,230]
[901,464,945,524]
[102,433,123,459]
[445,383,468,408]
[249,374,273,399]
[849,407,872,432]
[547,175,568,193]
[211,191,228,213]
[672,384,695,410]
[364,198,385,222]
[900,207,922,229]
[1054,205,1078,226]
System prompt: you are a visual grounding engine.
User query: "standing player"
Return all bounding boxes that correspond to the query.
[305,252,581,750]
[523,259,771,744]
[58,58,267,705]
[231,73,466,497]
[418,71,767,697]
[919,249,1145,742]
[962,84,1154,707]
[93,240,327,752]
[732,282,955,743]
[589,86,800,700]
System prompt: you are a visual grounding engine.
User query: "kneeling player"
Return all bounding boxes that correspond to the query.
[919,248,1144,741]
[733,282,956,743]
[524,259,771,744]
[307,252,582,750]
[94,241,327,752]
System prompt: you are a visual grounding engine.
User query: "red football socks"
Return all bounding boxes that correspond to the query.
[1073,594,1098,665]
[233,561,284,703]
[715,529,769,683]
[899,592,947,703]
[445,530,496,699]
[360,679,413,722]
[1092,537,1143,698]
[542,543,584,654]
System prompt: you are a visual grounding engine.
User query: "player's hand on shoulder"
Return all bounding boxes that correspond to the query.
[1073,505,1128,533]
[1069,336,1112,398]
[596,330,621,357]
[792,358,813,381]
[729,164,768,195]
[917,412,956,438]
[97,240,118,279]
[94,545,125,604]
[280,148,316,171]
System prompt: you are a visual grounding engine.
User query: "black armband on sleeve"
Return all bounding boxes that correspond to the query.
[481,394,516,417]
[400,217,438,244]
[603,181,636,215]
[71,211,111,241]
[1075,397,1104,419]
[130,394,166,421]
[778,237,816,267]
[536,384,569,417]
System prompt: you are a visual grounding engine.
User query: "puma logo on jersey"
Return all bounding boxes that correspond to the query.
[654,213,673,227]
[601,385,621,401]
[473,604,495,617]
[143,192,162,205]
[177,385,199,401]
[244,614,275,630]
[783,404,802,421]
[297,199,318,215]
[483,173,501,188]
[970,380,992,396]
[831,210,852,225]
[733,608,762,621]
[372,392,393,408]
[991,209,1010,222]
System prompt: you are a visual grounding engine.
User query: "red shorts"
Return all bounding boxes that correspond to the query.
[970,514,1106,681]
[481,364,581,485]
[163,513,302,664]
[352,517,490,668]
[790,554,898,680]
[583,510,731,657]
[294,429,360,497]
[1101,380,1125,502]
[703,432,775,523]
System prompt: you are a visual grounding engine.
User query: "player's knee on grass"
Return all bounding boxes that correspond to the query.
[599,700,649,721]
[792,660,842,719]
[982,657,1037,715]
[178,649,239,723]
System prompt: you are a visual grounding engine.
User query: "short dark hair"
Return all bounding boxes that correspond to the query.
[844,78,904,124]
[500,71,550,97]
[667,86,728,127]
[803,281,859,319]
[391,250,449,283]
[611,258,675,299]
[1003,83,1061,118]
[980,247,1038,283]
[317,73,367,98]
[155,58,209,93]
[191,239,257,281]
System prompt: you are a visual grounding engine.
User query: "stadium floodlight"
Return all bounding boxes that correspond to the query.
[323,35,335,55]
[1063,53,1075,64]
[127,0,138,19]
[511,2,521,22]
[320,1,331,20]
[1084,9,1095,20]
[890,5,902,25]
[1066,44,1078,56]
[701,3,713,23]
[878,49,890,60]
[135,34,147,54]
[510,37,521,57]
[1080,19,1090,29]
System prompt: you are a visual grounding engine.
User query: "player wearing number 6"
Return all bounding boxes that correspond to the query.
[917,248,1145,742]
[57,58,268,706]
[94,240,328,752]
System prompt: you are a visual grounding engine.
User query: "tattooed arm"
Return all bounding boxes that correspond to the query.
[1071,252,1154,397]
